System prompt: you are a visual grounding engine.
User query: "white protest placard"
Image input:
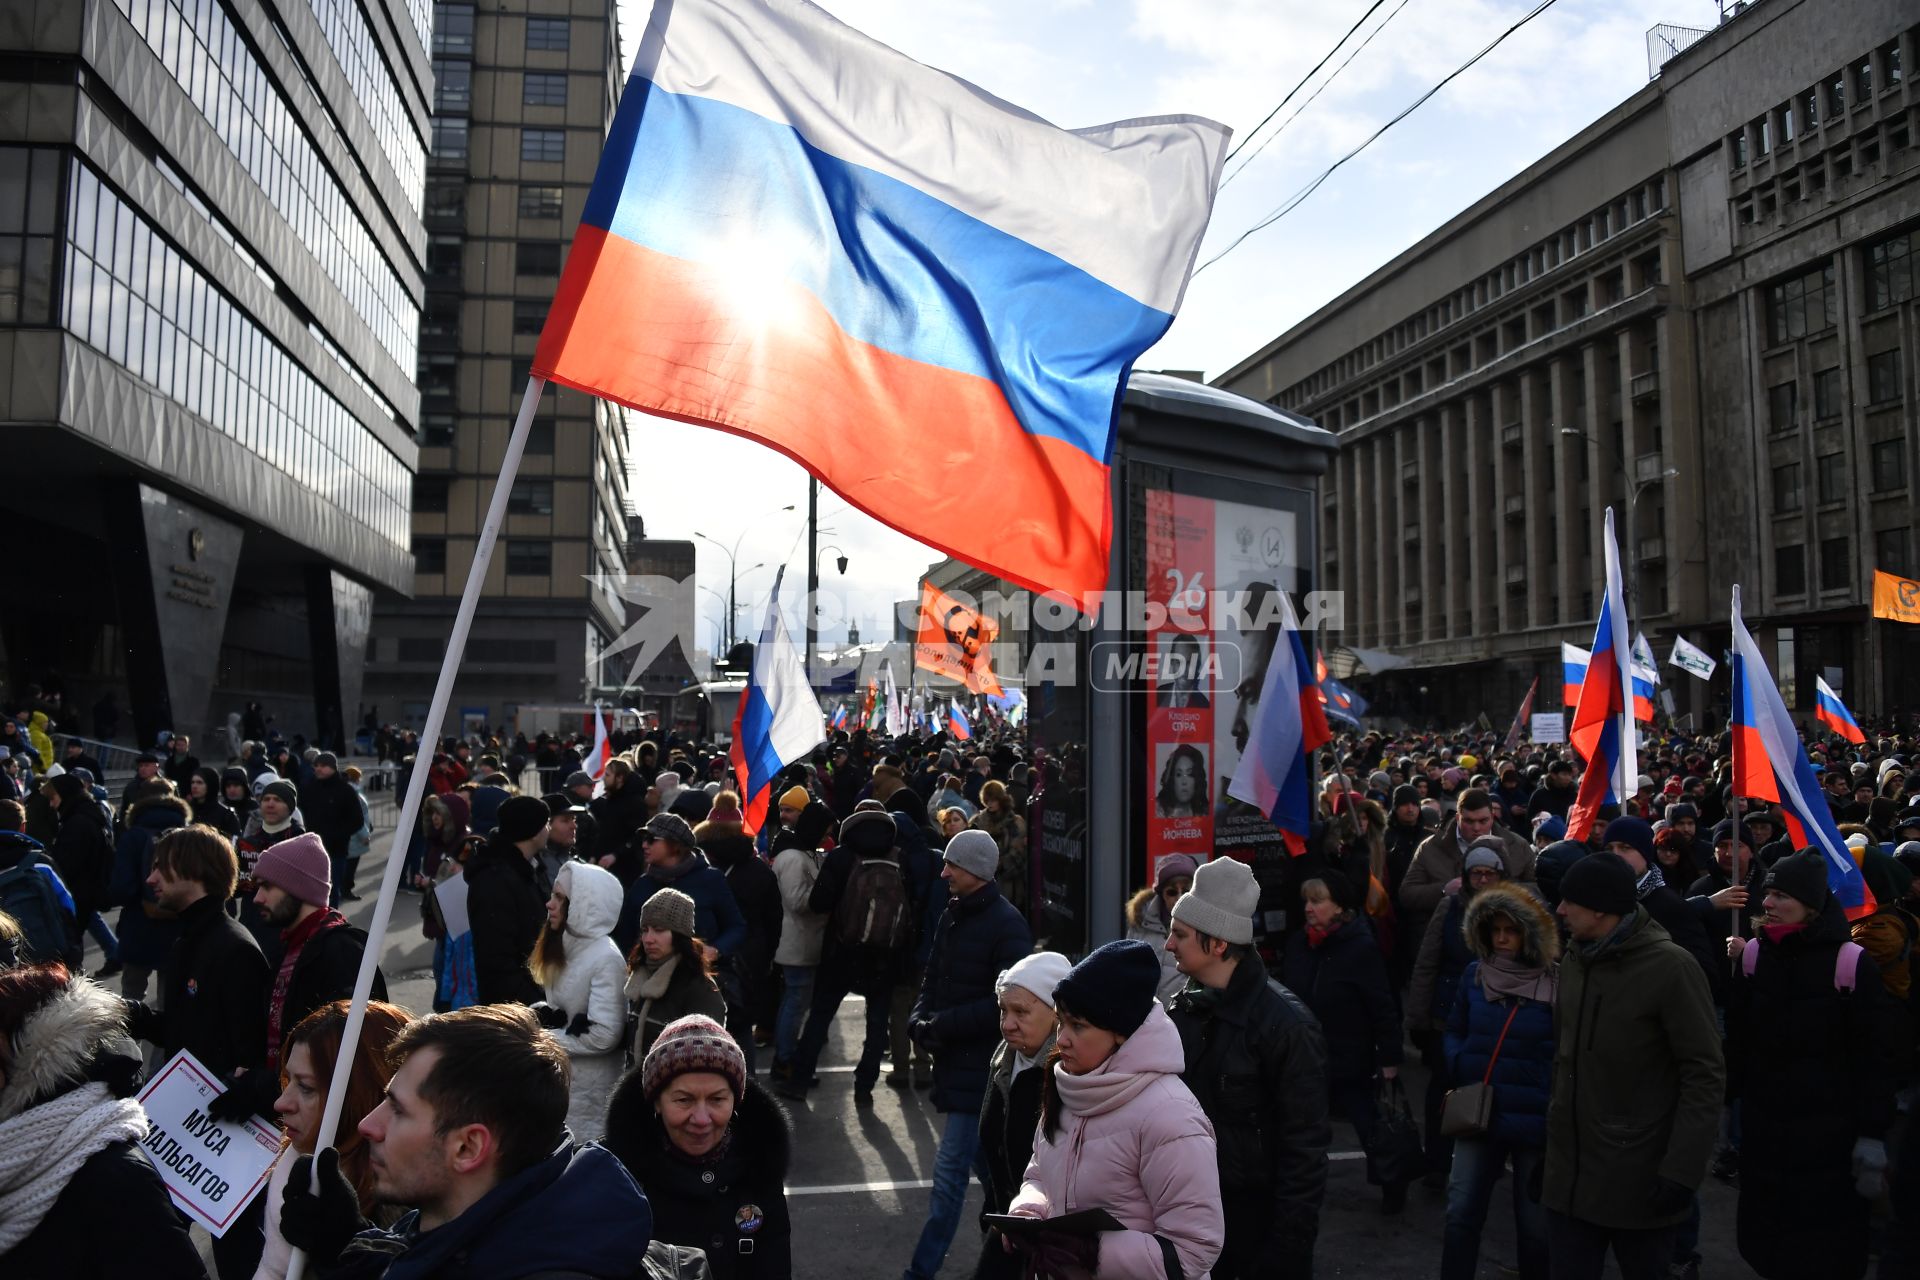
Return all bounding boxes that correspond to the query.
[136,1049,283,1236]
[435,866,471,938]
[1531,712,1567,744]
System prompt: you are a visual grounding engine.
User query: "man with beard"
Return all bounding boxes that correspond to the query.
[208,831,386,1123]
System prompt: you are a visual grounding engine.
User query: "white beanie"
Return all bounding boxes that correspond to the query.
[1171,856,1260,946]
[997,951,1073,1008]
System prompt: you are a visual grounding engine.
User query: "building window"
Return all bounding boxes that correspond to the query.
[432,60,470,113]
[432,3,474,55]
[1877,527,1912,577]
[1827,73,1846,118]
[1855,58,1874,101]
[526,16,569,49]
[1777,628,1798,707]
[0,147,60,326]
[1887,41,1904,86]
[427,235,462,277]
[1820,537,1850,591]
[420,414,455,446]
[425,181,464,221]
[1867,350,1902,403]
[1772,463,1803,513]
[515,241,561,275]
[1814,366,1842,419]
[1767,381,1797,432]
[414,473,451,512]
[1776,544,1807,596]
[414,536,448,574]
[1866,228,1915,309]
[505,541,551,574]
[519,185,564,219]
[1802,89,1820,131]
[527,416,555,455]
[1729,130,1747,169]
[508,479,553,515]
[1766,262,1834,345]
[524,73,568,107]
[431,117,468,162]
[1816,451,1846,504]
[521,129,566,164]
[1872,438,1906,492]
[513,300,546,335]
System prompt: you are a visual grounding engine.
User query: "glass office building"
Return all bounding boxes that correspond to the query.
[0,0,429,750]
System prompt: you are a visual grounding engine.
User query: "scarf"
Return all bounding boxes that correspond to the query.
[1575,911,1641,960]
[624,954,682,1039]
[1761,921,1808,946]
[1305,919,1345,949]
[1478,952,1557,1004]
[0,1083,149,1253]
[269,908,348,1068]
[1635,866,1667,898]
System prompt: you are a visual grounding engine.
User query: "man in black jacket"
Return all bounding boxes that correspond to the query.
[124,824,271,1280]
[301,752,366,905]
[209,831,387,1122]
[903,827,1031,1280]
[464,795,550,1006]
[1167,855,1332,1280]
[776,807,906,1102]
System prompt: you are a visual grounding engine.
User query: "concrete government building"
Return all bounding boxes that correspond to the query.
[0,0,429,750]
[1219,0,1919,727]
[360,0,631,732]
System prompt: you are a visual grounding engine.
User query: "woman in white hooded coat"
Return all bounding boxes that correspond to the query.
[532,861,629,1055]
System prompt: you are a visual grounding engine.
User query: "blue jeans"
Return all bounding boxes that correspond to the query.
[905,1107,987,1280]
[775,965,815,1065]
[1442,1137,1548,1280]
[86,912,119,961]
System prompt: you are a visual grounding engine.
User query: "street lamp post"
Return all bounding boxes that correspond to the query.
[693,505,794,653]
[1560,428,1678,622]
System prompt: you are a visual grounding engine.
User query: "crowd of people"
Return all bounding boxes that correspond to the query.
[1,698,1919,1279]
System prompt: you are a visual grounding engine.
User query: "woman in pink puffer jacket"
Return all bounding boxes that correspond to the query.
[1005,940,1224,1280]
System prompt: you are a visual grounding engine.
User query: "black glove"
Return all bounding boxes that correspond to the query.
[529,1001,567,1030]
[910,1017,937,1048]
[206,1077,259,1124]
[280,1148,371,1265]
[565,1011,593,1038]
[1646,1176,1693,1217]
[1015,1229,1099,1278]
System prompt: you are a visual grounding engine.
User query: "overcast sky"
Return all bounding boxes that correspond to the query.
[613,0,1724,648]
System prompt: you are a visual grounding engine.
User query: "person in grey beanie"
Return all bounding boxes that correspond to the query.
[901,825,1030,1280]
[1167,855,1331,1278]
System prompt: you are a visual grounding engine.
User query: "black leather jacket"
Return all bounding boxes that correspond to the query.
[1169,952,1332,1259]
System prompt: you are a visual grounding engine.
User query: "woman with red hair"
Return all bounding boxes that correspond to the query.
[254,998,413,1280]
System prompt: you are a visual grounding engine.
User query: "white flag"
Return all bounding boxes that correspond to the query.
[1631,632,1661,684]
[1668,635,1717,681]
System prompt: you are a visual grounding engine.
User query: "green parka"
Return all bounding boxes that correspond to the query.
[1543,908,1724,1229]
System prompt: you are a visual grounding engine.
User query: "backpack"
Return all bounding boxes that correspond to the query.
[834,856,913,951]
[1741,937,1865,991]
[0,854,72,964]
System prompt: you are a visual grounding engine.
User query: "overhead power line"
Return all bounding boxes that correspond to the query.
[1196,0,1568,276]
[1220,0,1418,189]
[1221,0,1394,168]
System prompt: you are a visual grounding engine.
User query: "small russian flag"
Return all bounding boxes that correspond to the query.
[1561,643,1590,709]
[1814,675,1866,745]
[948,699,972,740]
[1567,510,1637,841]
[1226,589,1332,856]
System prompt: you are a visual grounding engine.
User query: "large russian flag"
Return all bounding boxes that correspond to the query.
[1814,675,1866,744]
[1561,643,1589,709]
[1731,589,1873,918]
[1227,589,1332,856]
[532,0,1228,610]
[730,588,825,834]
[1567,509,1636,840]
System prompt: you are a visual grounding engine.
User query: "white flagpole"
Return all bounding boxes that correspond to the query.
[285,376,547,1280]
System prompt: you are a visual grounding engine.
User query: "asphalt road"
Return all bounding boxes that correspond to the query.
[94,843,1749,1279]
